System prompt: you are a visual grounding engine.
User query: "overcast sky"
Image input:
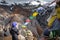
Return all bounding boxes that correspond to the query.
[0,0,54,3]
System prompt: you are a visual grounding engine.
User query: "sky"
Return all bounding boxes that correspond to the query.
[0,0,54,4]
[0,0,54,2]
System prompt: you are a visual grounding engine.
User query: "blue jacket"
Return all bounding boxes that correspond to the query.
[51,18,60,30]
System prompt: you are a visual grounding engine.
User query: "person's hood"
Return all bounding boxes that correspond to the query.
[12,22,17,27]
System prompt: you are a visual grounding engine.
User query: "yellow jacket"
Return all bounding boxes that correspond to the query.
[48,7,60,27]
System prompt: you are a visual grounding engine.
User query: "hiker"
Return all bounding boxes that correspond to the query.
[10,22,19,40]
[42,0,60,40]
[48,0,60,28]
